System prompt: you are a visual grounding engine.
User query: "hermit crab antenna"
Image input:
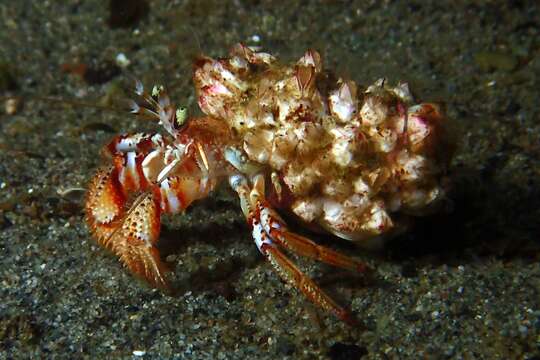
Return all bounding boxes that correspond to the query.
[128,80,189,137]
[128,98,160,119]
[134,80,161,111]
[134,78,144,96]
[127,80,160,119]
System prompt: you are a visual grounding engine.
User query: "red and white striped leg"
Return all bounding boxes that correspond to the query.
[230,174,364,324]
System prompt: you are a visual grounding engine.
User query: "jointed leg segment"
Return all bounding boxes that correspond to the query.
[230,174,368,324]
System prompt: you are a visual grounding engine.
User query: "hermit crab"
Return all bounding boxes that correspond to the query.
[85,44,451,324]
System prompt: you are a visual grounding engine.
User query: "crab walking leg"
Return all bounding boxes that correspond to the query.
[230,174,356,324]
[262,239,356,324]
[250,175,369,273]
[258,203,369,272]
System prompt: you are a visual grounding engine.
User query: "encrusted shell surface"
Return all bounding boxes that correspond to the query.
[193,45,451,243]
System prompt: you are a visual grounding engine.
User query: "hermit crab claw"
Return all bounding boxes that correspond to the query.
[86,167,170,290]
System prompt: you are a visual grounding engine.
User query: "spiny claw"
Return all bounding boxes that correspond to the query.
[85,166,125,248]
[86,166,170,290]
[107,192,169,289]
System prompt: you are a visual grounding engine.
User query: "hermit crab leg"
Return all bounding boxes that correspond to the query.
[261,233,355,324]
[258,204,369,273]
[250,175,369,273]
[229,174,357,324]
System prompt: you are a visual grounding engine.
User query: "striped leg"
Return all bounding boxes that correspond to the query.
[258,203,368,273]
[230,174,363,324]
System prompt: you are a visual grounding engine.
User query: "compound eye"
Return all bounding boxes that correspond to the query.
[175,107,188,129]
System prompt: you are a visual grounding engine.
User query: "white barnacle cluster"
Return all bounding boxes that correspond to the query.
[193,44,452,245]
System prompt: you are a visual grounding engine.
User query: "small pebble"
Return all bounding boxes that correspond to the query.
[115,53,131,68]
[5,97,21,115]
